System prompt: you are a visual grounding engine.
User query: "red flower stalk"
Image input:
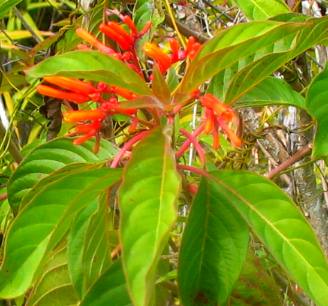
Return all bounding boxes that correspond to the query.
[76,28,118,56]
[36,84,90,104]
[180,128,206,165]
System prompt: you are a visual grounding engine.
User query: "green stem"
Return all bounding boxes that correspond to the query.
[0,120,23,164]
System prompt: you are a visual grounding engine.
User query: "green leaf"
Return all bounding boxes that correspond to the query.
[233,0,290,20]
[0,164,121,299]
[175,20,303,98]
[81,260,132,306]
[26,244,79,306]
[152,66,171,104]
[26,51,151,96]
[118,127,181,306]
[235,77,305,109]
[178,178,249,306]
[119,96,165,111]
[0,0,23,19]
[306,64,328,158]
[225,16,328,104]
[210,170,328,306]
[7,137,117,213]
[68,195,111,298]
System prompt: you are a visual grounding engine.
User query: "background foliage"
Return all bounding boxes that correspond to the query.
[1,0,328,305]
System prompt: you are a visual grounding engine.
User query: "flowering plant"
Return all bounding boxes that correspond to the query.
[34,13,241,169]
[1,3,328,306]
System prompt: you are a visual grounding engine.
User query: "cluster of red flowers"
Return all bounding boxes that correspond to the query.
[37,76,136,145]
[143,37,201,73]
[36,13,241,165]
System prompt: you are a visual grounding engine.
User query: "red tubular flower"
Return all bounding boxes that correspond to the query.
[100,100,136,116]
[72,122,100,134]
[143,37,201,73]
[138,21,152,36]
[217,118,242,147]
[95,83,137,100]
[43,76,97,96]
[118,14,151,38]
[185,36,201,59]
[99,23,133,51]
[121,15,138,36]
[200,94,234,118]
[110,86,137,100]
[76,28,118,56]
[169,38,180,63]
[63,110,106,122]
[73,131,97,145]
[200,94,242,148]
[143,42,172,73]
[37,84,90,104]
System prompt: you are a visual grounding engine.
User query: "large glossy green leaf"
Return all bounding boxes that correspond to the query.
[68,195,111,298]
[210,170,328,306]
[178,178,249,306]
[7,137,117,213]
[26,51,151,95]
[235,76,305,109]
[26,244,78,306]
[175,20,303,98]
[225,16,328,104]
[0,164,121,298]
[0,0,23,18]
[233,0,289,20]
[118,127,181,306]
[306,64,328,158]
[81,260,132,306]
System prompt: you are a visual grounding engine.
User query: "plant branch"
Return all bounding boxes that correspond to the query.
[164,14,209,43]
[266,144,312,179]
[13,8,42,43]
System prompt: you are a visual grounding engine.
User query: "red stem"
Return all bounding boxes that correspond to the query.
[177,164,209,177]
[110,130,150,168]
[176,123,205,158]
[179,128,205,165]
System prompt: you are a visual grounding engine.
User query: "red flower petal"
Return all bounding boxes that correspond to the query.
[37,85,89,104]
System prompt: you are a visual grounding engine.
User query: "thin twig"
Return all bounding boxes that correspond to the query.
[110,130,150,168]
[13,8,42,43]
[177,164,209,177]
[164,14,209,43]
[266,144,312,179]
